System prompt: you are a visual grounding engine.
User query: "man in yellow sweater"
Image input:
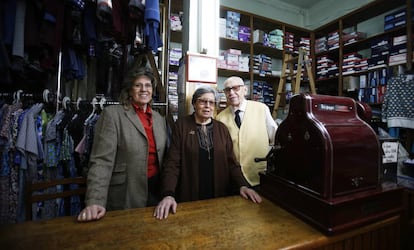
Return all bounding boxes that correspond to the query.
[216,76,278,188]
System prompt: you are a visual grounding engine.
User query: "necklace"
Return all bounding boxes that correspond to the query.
[197,119,213,160]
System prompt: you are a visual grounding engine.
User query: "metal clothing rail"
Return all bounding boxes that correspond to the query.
[0,89,56,104]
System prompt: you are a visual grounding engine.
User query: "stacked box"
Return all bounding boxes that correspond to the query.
[168,72,179,114]
[354,58,369,72]
[253,29,265,44]
[284,32,295,54]
[368,37,389,70]
[299,37,311,52]
[316,55,336,80]
[342,52,362,76]
[252,81,264,103]
[238,55,250,72]
[252,54,272,76]
[169,48,182,66]
[226,20,239,40]
[238,26,251,42]
[262,82,275,110]
[358,67,392,103]
[315,36,328,54]
[327,31,339,50]
[219,18,226,38]
[327,62,339,79]
[368,68,390,87]
[359,75,367,88]
[268,29,284,50]
[217,54,227,69]
[227,11,240,22]
[225,11,241,40]
[252,81,274,110]
[170,12,182,31]
[219,49,250,72]
[389,35,407,66]
[224,48,241,71]
[342,31,367,45]
[384,8,406,31]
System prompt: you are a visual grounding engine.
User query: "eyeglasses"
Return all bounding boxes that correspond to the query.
[223,85,244,93]
[197,99,216,106]
[134,83,153,89]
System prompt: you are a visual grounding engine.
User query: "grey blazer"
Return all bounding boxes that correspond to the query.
[85,104,168,210]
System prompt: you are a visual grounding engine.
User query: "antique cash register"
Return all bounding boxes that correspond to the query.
[260,94,403,235]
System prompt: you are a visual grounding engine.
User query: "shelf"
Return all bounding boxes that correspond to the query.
[315,47,340,58]
[169,64,179,72]
[219,6,250,27]
[316,76,339,82]
[253,73,279,81]
[218,68,250,79]
[219,37,250,52]
[252,16,283,33]
[219,6,311,106]
[342,26,407,54]
[170,0,183,13]
[312,0,412,99]
[170,30,182,43]
[165,0,412,115]
[253,44,283,58]
[341,0,406,27]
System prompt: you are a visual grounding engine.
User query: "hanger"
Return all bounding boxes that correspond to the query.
[13,90,23,104]
[84,97,98,125]
[76,97,82,110]
[99,97,106,111]
[62,96,72,111]
[43,89,50,103]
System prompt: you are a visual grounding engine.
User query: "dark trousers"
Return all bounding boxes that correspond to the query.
[146,175,160,207]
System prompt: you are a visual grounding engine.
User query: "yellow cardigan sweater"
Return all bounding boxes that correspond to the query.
[216,101,269,186]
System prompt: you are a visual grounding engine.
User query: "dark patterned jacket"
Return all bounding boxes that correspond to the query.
[160,114,249,202]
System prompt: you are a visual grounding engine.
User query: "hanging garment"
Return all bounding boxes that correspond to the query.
[144,0,162,52]
[382,74,414,129]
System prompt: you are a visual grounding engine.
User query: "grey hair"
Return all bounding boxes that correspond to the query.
[191,86,217,105]
[223,76,245,87]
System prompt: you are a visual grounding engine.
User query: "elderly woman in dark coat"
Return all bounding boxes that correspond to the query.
[154,87,261,220]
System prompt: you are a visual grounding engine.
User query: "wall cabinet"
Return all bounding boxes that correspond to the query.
[313,0,412,103]
[165,0,413,116]
[166,0,184,119]
[218,6,311,111]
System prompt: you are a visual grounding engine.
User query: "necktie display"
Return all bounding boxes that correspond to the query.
[235,110,241,128]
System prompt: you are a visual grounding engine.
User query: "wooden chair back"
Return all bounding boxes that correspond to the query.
[26,177,87,221]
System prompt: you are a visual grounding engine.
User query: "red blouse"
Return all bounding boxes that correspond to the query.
[133,104,158,178]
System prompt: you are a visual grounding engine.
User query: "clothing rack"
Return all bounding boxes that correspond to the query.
[0,90,56,104]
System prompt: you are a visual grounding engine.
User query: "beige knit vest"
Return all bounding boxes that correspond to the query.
[216,101,269,186]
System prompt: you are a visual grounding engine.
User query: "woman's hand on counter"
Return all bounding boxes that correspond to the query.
[77,205,106,222]
[153,196,177,220]
[240,186,262,204]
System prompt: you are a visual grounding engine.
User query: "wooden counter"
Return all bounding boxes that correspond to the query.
[0,196,400,249]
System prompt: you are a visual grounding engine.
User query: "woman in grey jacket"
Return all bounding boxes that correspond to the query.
[77,68,168,222]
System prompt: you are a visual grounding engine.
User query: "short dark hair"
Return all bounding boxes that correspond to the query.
[191,86,217,105]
